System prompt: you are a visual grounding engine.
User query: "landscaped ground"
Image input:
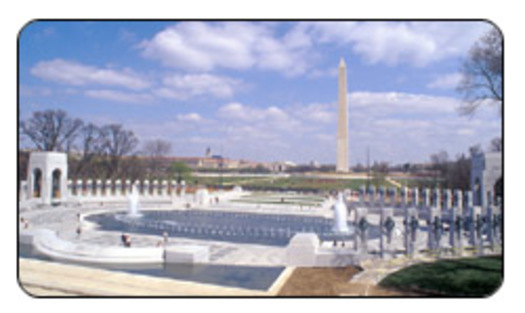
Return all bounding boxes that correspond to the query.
[276,266,412,296]
[193,175,396,191]
[232,192,326,206]
[378,255,503,297]
[277,267,361,296]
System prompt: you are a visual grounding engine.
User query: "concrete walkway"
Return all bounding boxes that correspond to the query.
[20,258,280,296]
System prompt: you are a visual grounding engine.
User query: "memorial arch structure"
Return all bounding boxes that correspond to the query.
[470,152,502,207]
[27,152,68,204]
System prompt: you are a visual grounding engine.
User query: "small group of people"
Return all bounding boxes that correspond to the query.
[157,231,169,247]
[121,233,132,247]
[209,196,220,205]
[332,240,346,247]
[20,217,29,229]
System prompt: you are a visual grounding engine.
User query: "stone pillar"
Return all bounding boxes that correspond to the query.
[378,186,386,258]
[76,179,83,197]
[443,189,452,212]
[170,180,177,197]
[42,170,52,204]
[442,189,451,250]
[152,179,160,197]
[411,188,419,209]
[68,179,74,197]
[134,180,140,196]
[180,180,186,199]
[492,197,502,245]
[380,207,395,259]
[162,180,168,197]
[450,190,463,255]
[433,188,441,210]
[400,187,408,208]
[151,179,159,197]
[389,187,397,207]
[115,179,122,197]
[428,207,442,253]
[378,186,386,207]
[405,208,419,256]
[124,180,131,196]
[105,179,112,197]
[465,191,476,246]
[422,188,430,210]
[368,186,376,207]
[401,187,409,254]
[143,180,150,197]
[86,179,93,197]
[474,207,484,255]
[486,191,494,250]
[96,179,103,197]
[359,185,366,206]
[354,207,369,254]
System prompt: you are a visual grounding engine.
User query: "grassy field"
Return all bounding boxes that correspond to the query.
[231,192,326,206]
[389,177,441,189]
[379,256,503,297]
[192,175,395,191]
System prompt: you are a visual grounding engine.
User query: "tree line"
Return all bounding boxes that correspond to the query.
[19,109,189,182]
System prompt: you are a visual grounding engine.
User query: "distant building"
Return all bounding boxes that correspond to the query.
[270,161,296,173]
[162,156,262,170]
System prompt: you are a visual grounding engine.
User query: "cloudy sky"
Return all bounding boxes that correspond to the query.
[19,21,502,165]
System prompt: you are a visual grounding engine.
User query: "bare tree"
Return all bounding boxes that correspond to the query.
[141,139,173,178]
[101,124,139,177]
[469,144,483,157]
[430,150,449,187]
[447,154,471,190]
[489,137,502,152]
[371,161,389,188]
[70,123,106,176]
[457,28,502,116]
[20,109,83,151]
[142,139,172,158]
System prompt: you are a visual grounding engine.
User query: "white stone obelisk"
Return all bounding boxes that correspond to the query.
[337,58,349,172]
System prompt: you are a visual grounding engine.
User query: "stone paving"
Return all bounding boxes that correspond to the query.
[19,195,502,296]
[20,258,269,296]
[19,201,290,266]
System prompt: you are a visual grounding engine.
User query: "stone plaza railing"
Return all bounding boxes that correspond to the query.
[347,186,503,258]
[19,178,189,202]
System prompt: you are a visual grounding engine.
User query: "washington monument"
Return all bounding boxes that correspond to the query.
[336,58,349,172]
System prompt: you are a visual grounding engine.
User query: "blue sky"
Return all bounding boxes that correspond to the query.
[19,20,502,165]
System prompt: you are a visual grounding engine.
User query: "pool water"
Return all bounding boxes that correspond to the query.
[86,210,378,246]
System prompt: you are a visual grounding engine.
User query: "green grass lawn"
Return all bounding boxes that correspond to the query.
[192,175,396,191]
[231,192,326,206]
[241,177,394,191]
[379,256,503,297]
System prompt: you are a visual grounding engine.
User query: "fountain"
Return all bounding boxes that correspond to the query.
[332,193,350,233]
[128,184,142,217]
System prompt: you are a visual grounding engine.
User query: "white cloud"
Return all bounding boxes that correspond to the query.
[159,73,241,99]
[349,91,460,115]
[31,59,150,90]
[140,22,311,75]
[299,21,491,67]
[292,102,336,123]
[217,102,291,123]
[20,85,52,97]
[176,113,202,122]
[427,72,464,89]
[84,89,153,103]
